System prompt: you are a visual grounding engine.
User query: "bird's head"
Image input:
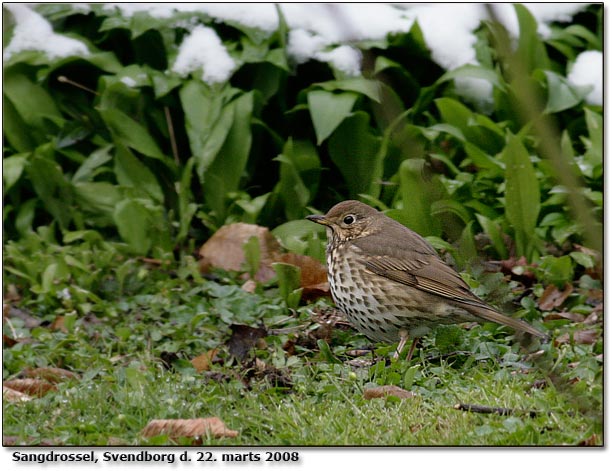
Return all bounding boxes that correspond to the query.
[306,200,381,242]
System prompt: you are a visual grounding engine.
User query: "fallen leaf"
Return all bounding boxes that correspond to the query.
[538,283,573,311]
[191,349,219,373]
[543,311,585,323]
[363,385,416,400]
[141,417,238,439]
[241,279,257,293]
[23,367,79,383]
[199,223,281,282]
[3,284,21,302]
[3,379,55,397]
[577,433,600,446]
[226,324,268,361]
[554,329,600,346]
[3,386,32,402]
[50,316,67,333]
[3,334,17,348]
[4,305,40,328]
[276,252,330,299]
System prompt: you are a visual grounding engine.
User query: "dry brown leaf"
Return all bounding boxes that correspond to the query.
[191,349,219,373]
[554,329,600,346]
[4,305,40,328]
[538,283,573,311]
[3,334,18,348]
[23,367,79,383]
[199,223,281,282]
[3,386,32,402]
[241,279,257,293]
[577,433,600,446]
[4,378,56,397]
[141,417,238,439]
[4,284,21,302]
[50,316,67,333]
[275,252,329,299]
[543,311,585,323]
[363,385,416,400]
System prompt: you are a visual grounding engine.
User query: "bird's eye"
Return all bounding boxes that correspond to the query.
[343,215,355,225]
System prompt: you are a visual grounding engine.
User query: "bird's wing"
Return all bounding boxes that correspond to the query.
[357,249,485,308]
[356,246,547,339]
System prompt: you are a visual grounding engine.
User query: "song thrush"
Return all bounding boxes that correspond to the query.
[306,200,546,361]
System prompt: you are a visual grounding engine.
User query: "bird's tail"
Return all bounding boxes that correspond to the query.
[471,304,548,340]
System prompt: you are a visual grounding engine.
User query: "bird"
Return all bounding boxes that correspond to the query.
[306,200,547,361]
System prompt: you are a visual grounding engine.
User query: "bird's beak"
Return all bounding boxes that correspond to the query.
[306,214,331,226]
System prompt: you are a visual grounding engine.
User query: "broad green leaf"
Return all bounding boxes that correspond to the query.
[537,70,589,113]
[275,139,321,220]
[203,91,254,222]
[328,112,382,199]
[3,69,62,143]
[72,145,113,182]
[476,214,509,259]
[113,199,152,254]
[114,144,164,202]
[307,90,357,145]
[435,98,505,153]
[2,154,28,191]
[74,182,121,226]
[179,81,239,179]
[503,133,540,259]
[437,64,503,90]
[514,4,550,72]
[314,78,382,103]
[2,97,36,151]
[390,158,442,237]
[177,158,197,243]
[26,148,74,228]
[98,108,166,161]
[271,262,303,310]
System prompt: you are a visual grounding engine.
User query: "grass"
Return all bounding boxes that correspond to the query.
[2,245,603,446]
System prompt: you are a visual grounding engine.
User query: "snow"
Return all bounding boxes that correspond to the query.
[3,4,89,61]
[172,25,236,84]
[567,50,603,106]
[4,3,599,107]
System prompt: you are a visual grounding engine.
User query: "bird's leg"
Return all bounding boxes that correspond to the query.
[394,329,409,359]
[394,329,420,362]
[405,338,419,363]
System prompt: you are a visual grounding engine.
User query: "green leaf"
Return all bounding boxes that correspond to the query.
[307,90,357,145]
[2,96,36,151]
[503,133,540,259]
[275,139,321,220]
[113,199,153,255]
[476,214,509,260]
[537,70,589,113]
[272,262,303,310]
[179,81,239,179]
[328,112,382,199]
[314,78,382,102]
[74,182,121,226]
[98,108,166,161]
[202,91,254,222]
[26,148,74,228]
[72,145,113,182]
[114,144,164,202]
[2,154,28,191]
[177,158,197,243]
[437,64,503,90]
[389,159,443,237]
[514,4,550,72]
